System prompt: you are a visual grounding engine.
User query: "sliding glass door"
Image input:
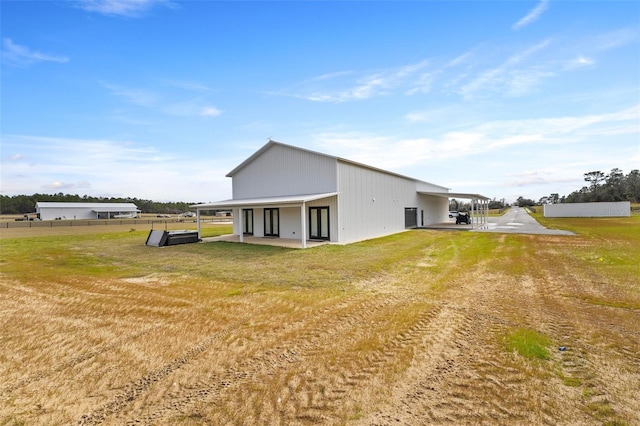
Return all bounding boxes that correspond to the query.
[264,208,279,237]
[243,209,253,235]
[309,206,329,240]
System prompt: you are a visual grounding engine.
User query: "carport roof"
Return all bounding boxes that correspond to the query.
[191,192,339,210]
[418,191,490,201]
[35,202,141,211]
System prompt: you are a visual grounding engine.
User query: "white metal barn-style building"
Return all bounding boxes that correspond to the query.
[544,201,631,218]
[192,141,489,248]
[35,202,140,220]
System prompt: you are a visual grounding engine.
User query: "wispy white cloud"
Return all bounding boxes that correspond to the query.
[282,25,621,104]
[0,135,230,201]
[291,35,591,103]
[43,181,92,190]
[74,0,176,18]
[405,105,468,124]
[311,70,355,81]
[200,106,222,117]
[504,169,578,188]
[304,73,391,103]
[458,39,553,98]
[101,81,222,117]
[512,0,550,30]
[159,79,215,93]
[7,154,26,161]
[505,39,552,66]
[162,99,222,117]
[314,105,640,171]
[563,55,595,71]
[591,27,639,51]
[101,82,159,106]
[405,72,436,95]
[2,38,69,67]
[310,105,639,200]
[290,60,430,103]
[479,104,639,147]
[446,51,473,68]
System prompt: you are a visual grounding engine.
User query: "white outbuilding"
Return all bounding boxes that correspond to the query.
[35,202,140,220]
[192,141,489,247]
[544,201,631,217]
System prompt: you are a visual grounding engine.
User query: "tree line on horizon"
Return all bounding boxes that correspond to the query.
[2,168,638,215]
[516,168,640,207]
[0,193,196,215]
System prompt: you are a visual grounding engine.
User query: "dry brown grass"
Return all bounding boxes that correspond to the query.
[0,218,638,425]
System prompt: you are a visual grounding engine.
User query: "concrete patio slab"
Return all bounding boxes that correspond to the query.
[200,234,329,249]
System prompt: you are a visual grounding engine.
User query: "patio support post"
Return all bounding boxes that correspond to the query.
[485,200,488,225]
[300,202,307,249]
[196,209,201,239]
[239,208,244,243]
[471,199,475,227]
[474,200,477,227]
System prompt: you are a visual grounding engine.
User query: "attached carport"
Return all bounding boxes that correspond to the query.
[191,192,338,249]
[418,191,491,228]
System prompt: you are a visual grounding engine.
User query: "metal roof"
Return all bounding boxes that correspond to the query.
[35,202,140,211]
[191,192,339,210]
[225,140,449,191]
[418,191,490,201]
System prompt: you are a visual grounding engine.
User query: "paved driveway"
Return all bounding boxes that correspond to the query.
[474,207,575,235]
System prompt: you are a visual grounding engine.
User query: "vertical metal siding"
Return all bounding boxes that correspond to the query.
[544,202,630,217]
[418,195,449,224]
[415,180,450,193]
[254,209,265,236]
[227,143,450,244]
[279,207,300,239]
[38,207,95,220]
[232,144,338,199]
[337,161,422,243]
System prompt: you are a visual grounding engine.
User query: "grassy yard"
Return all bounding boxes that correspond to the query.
[0,218,638,425]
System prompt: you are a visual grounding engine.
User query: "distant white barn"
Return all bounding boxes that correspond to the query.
[35,202,140,220]
[192,141,489,247]
[544,201,631,218]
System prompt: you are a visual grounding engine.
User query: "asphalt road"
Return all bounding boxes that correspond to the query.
[474,207,575,235]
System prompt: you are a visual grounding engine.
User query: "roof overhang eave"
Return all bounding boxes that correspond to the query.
[191,192,339,210]
[91,208,141,212]
[418,191,491,201]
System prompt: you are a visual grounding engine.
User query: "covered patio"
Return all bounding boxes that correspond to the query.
[200,234,330,249]
[418,191,491,229]
[191,192,338,249]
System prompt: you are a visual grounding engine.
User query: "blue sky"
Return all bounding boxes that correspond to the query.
[1,0,639,203]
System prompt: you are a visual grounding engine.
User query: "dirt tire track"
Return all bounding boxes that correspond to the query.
[542,300,639,425]
[485,267,640,426]
[4,228,638,426]
[496,280,615,424]
[0,325,159,397]
[531,263,640,425]
[76,290,376,425]
[123,293,416,424]
[360,301,538,425]
[77,321,244,425]
[275,302,446,425]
